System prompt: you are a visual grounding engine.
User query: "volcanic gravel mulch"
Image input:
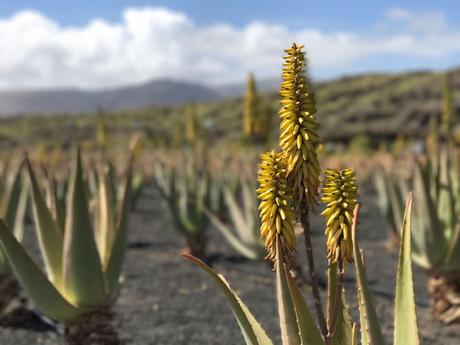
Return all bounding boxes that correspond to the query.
[0,185,459,344]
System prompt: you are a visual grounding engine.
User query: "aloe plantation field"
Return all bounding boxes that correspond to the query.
[0,183,456,344]
[0,7,458,342]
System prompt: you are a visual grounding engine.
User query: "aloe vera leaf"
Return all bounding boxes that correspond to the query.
[352,205,385,345]
[26,158,64,288]
[62,149,106,306]
[0,220,82,321]
[275,238,301,345]
[106,157,133,297]
[285,262,324,345]
[185,255,272,345]
[394,194,419,345]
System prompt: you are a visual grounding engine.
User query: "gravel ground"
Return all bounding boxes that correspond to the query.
[0,185,458,344]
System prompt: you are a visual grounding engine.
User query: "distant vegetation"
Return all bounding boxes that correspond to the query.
[0,68,458,152]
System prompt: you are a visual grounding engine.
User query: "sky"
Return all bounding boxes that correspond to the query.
[0,1,459,90]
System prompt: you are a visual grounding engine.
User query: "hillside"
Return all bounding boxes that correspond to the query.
[0,68,458,148]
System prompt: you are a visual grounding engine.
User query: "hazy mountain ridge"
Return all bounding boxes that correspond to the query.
[0,79,221,114]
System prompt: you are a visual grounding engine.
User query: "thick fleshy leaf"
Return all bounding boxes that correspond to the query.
[205,208,264,260]
[276,238,301,345]
[225,184,253,244]
[412,162,446,269]
[352,205,385,345]
[351,323,358,345]
[0,220,82,321]
[285,263,324,345]
[13,173,29,242]
[437,150,456,239]
[1,160,23,229]
[95,167,117,268]
[184,255,273,345]
[333,294,354,345]
[106,158,133,298]
[327,263,353,345]
[62,149,107,306]
[45,176,66,232]
[26,158,64,289]
[394,194,419,345]
[443,223,460,271]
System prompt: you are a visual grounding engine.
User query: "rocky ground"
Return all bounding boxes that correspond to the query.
[0,185,458,344]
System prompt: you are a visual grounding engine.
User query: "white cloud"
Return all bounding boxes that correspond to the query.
[0,6,459,89]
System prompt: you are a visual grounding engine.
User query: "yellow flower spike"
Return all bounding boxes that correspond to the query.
[257,151,296,264]
[278,43,321,206]
[321,169,359,265]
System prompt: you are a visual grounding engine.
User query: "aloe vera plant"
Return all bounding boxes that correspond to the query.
[130,171,146,211]
[186,196,418,345]
[375,146,460,323]
[0,150,133,344]
[155,158,209,258]
[205,180,265,260]
[410,150,460,323]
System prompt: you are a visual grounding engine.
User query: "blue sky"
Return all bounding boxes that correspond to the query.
[0,1,458,29]
[0,1,459,89]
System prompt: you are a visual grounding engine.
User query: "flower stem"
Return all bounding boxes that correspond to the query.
[325,260,344,344]
[299,204,327,337]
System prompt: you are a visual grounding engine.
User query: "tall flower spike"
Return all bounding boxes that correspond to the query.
[321,169,358,265]
[279,43,321,205]
[257,151,296,264]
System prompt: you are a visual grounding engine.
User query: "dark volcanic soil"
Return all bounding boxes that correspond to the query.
[0,185,458,344]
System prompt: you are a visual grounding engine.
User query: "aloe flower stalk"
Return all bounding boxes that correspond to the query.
[279,43,321,205]
[321,169,358,343]
[257,151,296,263]
[321,169,358,265]
[243,72,260,139]
[278,43,326,335]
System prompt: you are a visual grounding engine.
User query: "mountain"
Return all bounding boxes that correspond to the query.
[0,79,220,114]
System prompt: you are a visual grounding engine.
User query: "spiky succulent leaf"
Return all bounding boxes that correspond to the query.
[411,162,447,269]
[443,224,460,271]
[437,150,456,239]
[327,263,353,345]
[27,158,64,288]
[205,208,264,260]
[12,172,29,242]
[332,294,354,345]
[0,220,82,321]
[105,158,133,298]
[185,254,273,345]
[352,206,385,345]
[45,176,66,232]
[285,261,324,345]
[394,194,419,345]
[95,167,117,268]
[1,160,24,229]
[62,150,106,306]
[275,239,301,345]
